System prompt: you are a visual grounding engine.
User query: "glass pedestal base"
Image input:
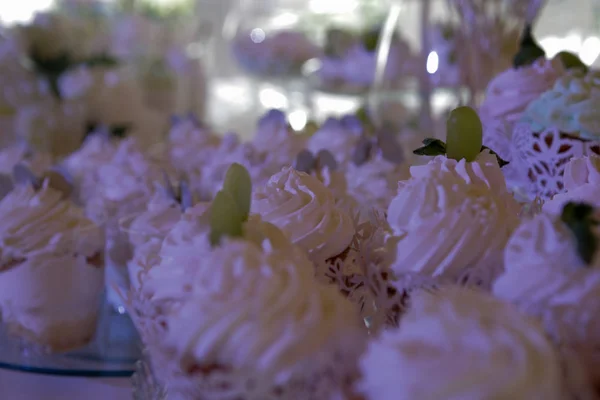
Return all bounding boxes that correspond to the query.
[0,297,141,377]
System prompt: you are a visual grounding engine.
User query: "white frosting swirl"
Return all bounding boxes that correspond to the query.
[307,117,363,166]
[0,141,52,177]
[252,167,355,261]
[358,287,566,400]
[545,155,600,215]
[387,154,519,279]
[493,212,600,386]
[142,211,292,307]
[494,212,600,305]
[252,110,306,167]
[199,134,273,198]
[0,182,103,263]
[63,134,117,182]
[163,237,364,385]
[479,58,564,123]
[168,117,221,173]
[123,191,182,248]
[346,154,409,211]
[86,138,162,224]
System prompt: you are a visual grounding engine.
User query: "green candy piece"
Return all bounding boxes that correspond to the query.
[209,190,245,247]
[445,106,482,162]
[222,163,252,221]
[556,51,589,73]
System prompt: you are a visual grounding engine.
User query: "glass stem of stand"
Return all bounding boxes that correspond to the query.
[419,0,433,133]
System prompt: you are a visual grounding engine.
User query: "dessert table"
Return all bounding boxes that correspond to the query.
[0,370,132,400]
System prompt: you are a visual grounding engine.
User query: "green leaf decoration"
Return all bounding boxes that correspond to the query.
[222,163,252,221]
[513,24,546,69]
[556,51,589,73]
[480,146,509,167]
[560,202,598,266]
[413,138,447,156]
[209,190,245,247]
[412,140,509,168]
[446,106,482,162]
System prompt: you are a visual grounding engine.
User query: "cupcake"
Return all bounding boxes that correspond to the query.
[357,287,572,400]
[0,167,104,351]
[167,114,221,175]
[198,133,271,198]
[307,115,364,167]
[510,69,600,200]
[128,165,289,345]
[292,148,355,211]
[479,25,564,125]
[154,228,365,400]
[251,109,306,169]
[345,126,409,215]
[126,200,210,295]
[493,202,600,389]
[544,155,600,215]
[133,164,365,399]
[252,166,355,264]
[391,107,520,288]
[85,138,163,308]
[61,131,118,204]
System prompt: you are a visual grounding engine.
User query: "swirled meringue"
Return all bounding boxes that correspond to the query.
[252,167,355,261]
[387,153,519,281]
[345,154,410,212]
[307,116,364,166]
[480,58,564,123]
[252,109,306,167]
[162,237,364,390]
[85,138,162,225]
[168,115,221,173]
[198,133,273,198]
[357,287,567,400]
[123,191,182,249]
[142,211,292,308]
[493,211,600,388]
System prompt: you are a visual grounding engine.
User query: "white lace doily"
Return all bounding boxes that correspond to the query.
[511,124,600,200]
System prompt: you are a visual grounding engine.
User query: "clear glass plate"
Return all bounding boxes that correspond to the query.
[0,297,141,377]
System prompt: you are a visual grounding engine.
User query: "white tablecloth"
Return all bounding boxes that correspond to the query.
[0,370,131,400]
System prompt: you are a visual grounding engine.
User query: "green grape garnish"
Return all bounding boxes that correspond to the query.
[445,106,482,162]
[222,162,251,221]
[209,163,253,247]
[209,190,245,247]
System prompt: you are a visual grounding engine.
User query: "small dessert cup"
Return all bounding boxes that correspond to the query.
[0,224,105,352]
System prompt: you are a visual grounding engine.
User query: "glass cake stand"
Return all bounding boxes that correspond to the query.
[0,297,141,377]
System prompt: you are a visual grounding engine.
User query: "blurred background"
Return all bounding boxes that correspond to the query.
[2,0,598,138]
